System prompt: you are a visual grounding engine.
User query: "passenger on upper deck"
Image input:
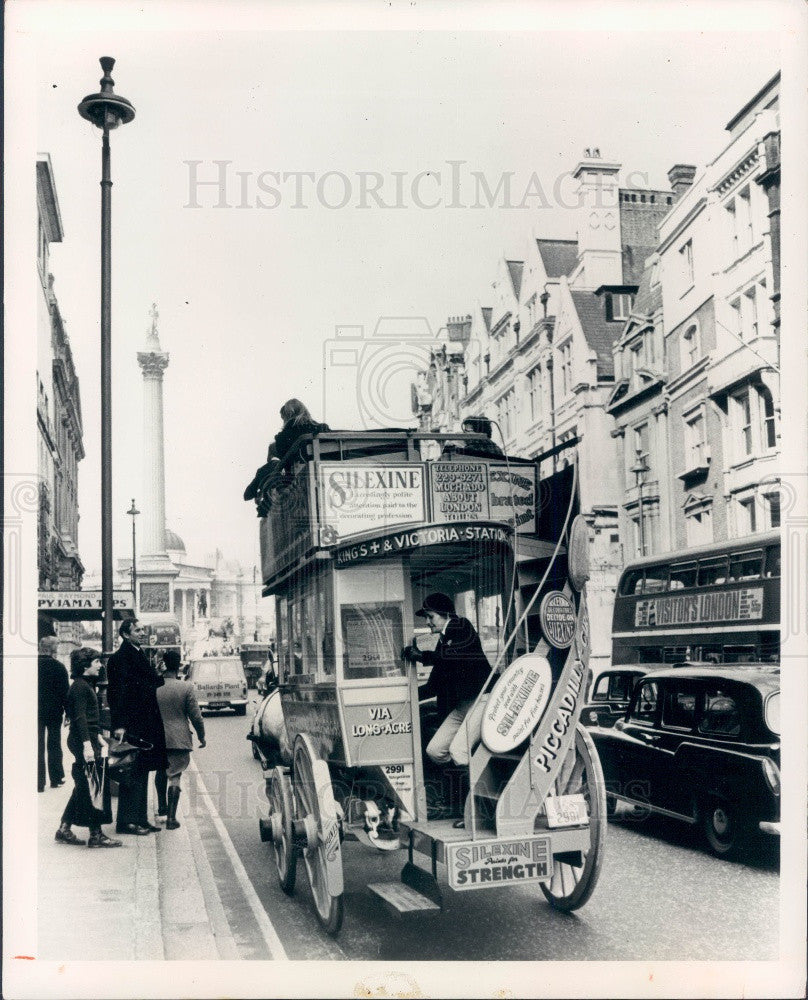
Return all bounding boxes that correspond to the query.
[402,593,494,771]
[243,398,330,511]
[449,416,504,458]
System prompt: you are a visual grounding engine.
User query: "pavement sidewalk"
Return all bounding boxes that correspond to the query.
[36,749,240,961]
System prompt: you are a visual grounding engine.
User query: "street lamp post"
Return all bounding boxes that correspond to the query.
[630,447,651,557]
[128,499,140,612]
[79,58,135,654]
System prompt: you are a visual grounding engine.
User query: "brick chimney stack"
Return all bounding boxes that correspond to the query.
[667,164,697,200]
[446,314,472,345]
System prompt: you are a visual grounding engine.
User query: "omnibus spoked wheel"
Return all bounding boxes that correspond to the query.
[541,724,606,912]
[292,734,345,936]
[268,768,297,894]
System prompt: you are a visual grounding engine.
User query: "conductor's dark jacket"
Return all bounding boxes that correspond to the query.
[417,616,493,719]
[106,639,167,771]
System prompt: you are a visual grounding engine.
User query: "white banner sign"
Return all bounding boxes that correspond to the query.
[318,463,425,541]
[487,464,537,534]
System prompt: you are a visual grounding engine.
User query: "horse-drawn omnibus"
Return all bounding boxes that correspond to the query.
[253,428,605,934]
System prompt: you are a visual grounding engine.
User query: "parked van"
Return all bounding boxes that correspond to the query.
[186,656,249,715]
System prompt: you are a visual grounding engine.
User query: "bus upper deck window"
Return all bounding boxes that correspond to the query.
[697,556,728,586]
[621,569,644,596]
[669,562,697,590]
[642,568,668,593]
[765,547,781,578]
[729,550,762,581]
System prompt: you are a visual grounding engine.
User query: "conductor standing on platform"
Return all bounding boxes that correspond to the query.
[402,593,493,768]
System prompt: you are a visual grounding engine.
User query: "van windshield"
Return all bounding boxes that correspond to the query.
[190,660,243,684]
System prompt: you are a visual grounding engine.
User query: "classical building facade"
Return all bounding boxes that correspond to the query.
[37,154,85,609]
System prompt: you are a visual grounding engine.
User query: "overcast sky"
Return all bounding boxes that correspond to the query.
[28,7,781,576]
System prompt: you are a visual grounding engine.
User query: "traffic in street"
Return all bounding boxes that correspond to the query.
[187,701,779,963]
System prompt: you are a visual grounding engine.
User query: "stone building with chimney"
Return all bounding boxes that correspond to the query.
[655,73,780,549]
[415,150,674,668]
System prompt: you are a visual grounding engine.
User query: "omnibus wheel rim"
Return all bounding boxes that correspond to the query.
[293,735,344,933]
[268,769,297,894]
[541,724,606,912]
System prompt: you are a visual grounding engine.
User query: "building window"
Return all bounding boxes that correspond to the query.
[732,388,753,458]
[764,491,781,529]
[679,239,694,288]
[527,365,542,423]
[738,186,753,252]
[559,341,573,396]
[745,286,759,340]
[760,386,777,449]
[730,286,760,342]
[629,339,644,376]
[684,409,707,467]
[686,506,713,546]
[738,496,757,534]
[496,388,517,441]
[558,427,577,469]
[726,185,754,259]
[681,324,700,370]
[633,422,650,475]
[610,293,633,321]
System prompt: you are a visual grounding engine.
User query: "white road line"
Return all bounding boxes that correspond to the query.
[187,755,289,960]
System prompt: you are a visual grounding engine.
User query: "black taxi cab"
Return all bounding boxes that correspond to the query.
[589,665,780,856]
[581,666,646,728]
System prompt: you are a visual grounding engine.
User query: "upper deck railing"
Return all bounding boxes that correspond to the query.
[258,429,541,589]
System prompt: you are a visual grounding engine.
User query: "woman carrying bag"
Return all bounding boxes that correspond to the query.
[55,648,121,848]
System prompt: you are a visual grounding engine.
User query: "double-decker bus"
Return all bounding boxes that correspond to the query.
[612,530,780,667]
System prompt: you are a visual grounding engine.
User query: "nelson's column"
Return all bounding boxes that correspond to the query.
[134,304,178,623]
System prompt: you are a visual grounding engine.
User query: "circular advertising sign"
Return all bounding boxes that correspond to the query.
[481,654,553,754]
[539,591,576,649]
[568,514,590,591]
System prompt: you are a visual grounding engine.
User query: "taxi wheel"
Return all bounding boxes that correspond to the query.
[268,768,297,894]
[701,796,742,857]
[541,724,606,913]
[292,735,344,936]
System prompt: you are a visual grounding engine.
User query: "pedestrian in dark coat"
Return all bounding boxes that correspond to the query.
[106,619,167,835]
[38,636,69,792]
[55,648,121,848]
[402,593,494,768]
[156,649,206,829]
